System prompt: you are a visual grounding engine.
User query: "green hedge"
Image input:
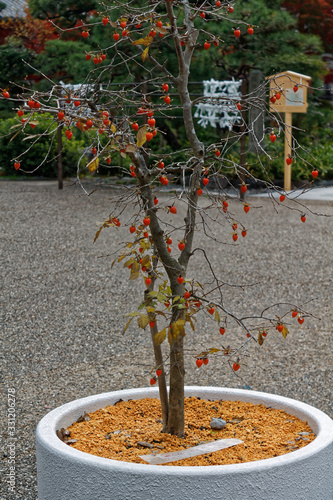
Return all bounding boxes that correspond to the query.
[0,114,87,178]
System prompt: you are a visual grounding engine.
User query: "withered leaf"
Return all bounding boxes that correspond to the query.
[155,328,167,345]
[136,125,148,147]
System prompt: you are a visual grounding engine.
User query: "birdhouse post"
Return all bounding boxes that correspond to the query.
[268,71,311,191]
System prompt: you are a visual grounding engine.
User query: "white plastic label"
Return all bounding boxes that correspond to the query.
[140,438,243,465]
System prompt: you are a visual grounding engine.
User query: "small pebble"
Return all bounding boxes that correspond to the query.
[210,418,227,430]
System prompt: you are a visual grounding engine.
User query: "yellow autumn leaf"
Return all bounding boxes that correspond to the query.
[142,46,149,62]
[214,310,221,323]
[137,313,149,329]
[87,157,99,173]
[110,124,117,133]
[281,325,289,339]
[136,125,148,147]
[132,36,153,47]
[117,254,126,263]
[155,26,168,35]
[258,331,264,346]
[171,319,186,340]
[122,317,134,335]
[141,255,151,266]
[93,225,103,243]
[155,328,167,346]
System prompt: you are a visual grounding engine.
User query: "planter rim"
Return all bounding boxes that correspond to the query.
[36,386,333,476]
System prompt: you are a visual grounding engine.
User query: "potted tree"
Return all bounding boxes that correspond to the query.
[2,0,332,498]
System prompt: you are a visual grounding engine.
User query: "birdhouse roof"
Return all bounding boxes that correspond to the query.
[267,70,311,82]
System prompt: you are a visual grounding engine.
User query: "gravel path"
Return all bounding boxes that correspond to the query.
[1,180,332,499]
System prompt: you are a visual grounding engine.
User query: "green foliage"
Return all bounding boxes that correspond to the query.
[0,114,86,178]
[35,39,93,87]
[28,0,99,26]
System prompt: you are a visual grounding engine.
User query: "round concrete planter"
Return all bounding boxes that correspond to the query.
[36,386,333,500]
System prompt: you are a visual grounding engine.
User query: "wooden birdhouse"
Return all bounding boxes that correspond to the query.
[267,71,311,191]
[268,70,311,114]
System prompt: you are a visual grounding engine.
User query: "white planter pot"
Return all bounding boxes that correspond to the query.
[36,387,333,500]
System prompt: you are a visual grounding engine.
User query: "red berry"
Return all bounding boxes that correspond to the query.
[270,96,277,104]
[219,327,225,335]
[280,195,286,202]
[132,122,139,131]
[234,28,241,38]
[197,188,203,196]
[275,92,281,100]
[149,30,156,37]
[215,0,221,6]
[236,102,242,110]
[228,6,234,13]
[241,229,247,238]
[74,100,80,107]
[298,317,304,325]
[105,157,111,165]
[162,83,169,92]
[184,291,191,299]
[269,133,276,143]
[204,41,211,50]
[196,359,203,368]
[286,157,293,165]
[243,205,250,213]
[82,30,89,38]
[146,132,153,142]
[103,118,110,126]
[247,332,251,338]
[154,197,158,206]
[240,184,247,194]
[200,12,205,19]
[233,362,240,372]
[262,331,268,337]
[276,324,284,333]
[57,111,65,120]
[145,278,152,286]
[120,20,127,29]
[223,200,228,208]
[166,237,172,245]
[202,177,209,186]
[86,119,93,128]
[150,377,157,385]
[122,29,129,37]
[232,233,238,242]
[177,276,184,284]
[215,150,220,157]
[102,17,109,26]
[136,23,142,29]
[143,217,151,226]
[93,57,99,65]
[17,109,24,117]
[208,306,215,315]
[144,232,149,238]
[312,169,318,178]
[178,242,185,251]
[167,246,172,253]
[164,95,171,105]
[293,85,298,92]
[148,118,156,127]
[232,222,238,230]
[195,301,201,308]
[247,27,254,35]
[213,39,219,47]
[170,206,177,214]
[203,358,209,365]
[156,369,162,377]
[3,91,9,98]
[113,33,120,41]
[158,161,164,169]
[301,215,306,223]
[14,161,20,170]
[156,20,163,28]
[149,321,155,328]
[28,100,35,109]
[129,226,136,234]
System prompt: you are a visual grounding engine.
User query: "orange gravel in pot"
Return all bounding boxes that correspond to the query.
[63,397,315,466]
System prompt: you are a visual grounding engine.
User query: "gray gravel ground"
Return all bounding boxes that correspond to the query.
[1,180,332,499]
